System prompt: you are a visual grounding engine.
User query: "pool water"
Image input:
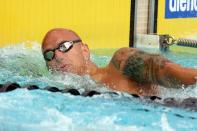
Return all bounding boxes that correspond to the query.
[0,43,197,131]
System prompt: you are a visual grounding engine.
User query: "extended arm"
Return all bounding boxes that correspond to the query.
[117,49,197,88]
[158,62,197,87]
[111,48,197,88]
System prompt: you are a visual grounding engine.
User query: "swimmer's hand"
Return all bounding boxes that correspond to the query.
[161,62,197,87]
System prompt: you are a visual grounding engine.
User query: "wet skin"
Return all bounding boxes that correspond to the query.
[42,28,197,96]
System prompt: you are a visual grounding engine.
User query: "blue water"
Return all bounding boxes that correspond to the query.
[0,44,197,131]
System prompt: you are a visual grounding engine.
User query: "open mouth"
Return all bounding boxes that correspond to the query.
[60,64,69,69]
[60,64,73,72]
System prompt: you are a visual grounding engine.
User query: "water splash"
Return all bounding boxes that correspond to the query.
[0,43,196,97]
[0,43,197,131]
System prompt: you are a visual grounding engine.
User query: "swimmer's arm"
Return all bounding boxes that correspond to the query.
[110,48,197,88]
[158,62,197,86]
[120,50,197,88]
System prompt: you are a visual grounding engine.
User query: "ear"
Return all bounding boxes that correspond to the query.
[81,43,90,60]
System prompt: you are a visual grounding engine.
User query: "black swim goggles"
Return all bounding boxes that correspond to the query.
[43,39,82,61]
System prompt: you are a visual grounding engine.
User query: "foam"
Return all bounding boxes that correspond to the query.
[82,116,141,131]
[161,114,175,131]
[1,106,141,131]
[7,108,74,131]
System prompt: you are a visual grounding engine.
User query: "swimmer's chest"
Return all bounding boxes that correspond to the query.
[100,71,142,94]
[103,74,156,96]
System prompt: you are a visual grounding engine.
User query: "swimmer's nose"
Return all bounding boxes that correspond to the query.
[54,50,64,63]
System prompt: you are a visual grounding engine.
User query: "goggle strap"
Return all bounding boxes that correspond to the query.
[72,39,82,43]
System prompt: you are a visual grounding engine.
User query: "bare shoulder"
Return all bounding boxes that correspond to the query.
[110,47,139,71]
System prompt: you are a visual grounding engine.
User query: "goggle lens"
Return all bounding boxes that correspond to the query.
[43,39,81,61]
[44,50,55,61]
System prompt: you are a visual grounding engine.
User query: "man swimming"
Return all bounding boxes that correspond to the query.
[41,28,197,96]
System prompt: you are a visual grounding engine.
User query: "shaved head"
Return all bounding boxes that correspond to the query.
[42,28,81,52]
[41,28,91,75]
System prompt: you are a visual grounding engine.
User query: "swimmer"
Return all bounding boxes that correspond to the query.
[41,28,197,96]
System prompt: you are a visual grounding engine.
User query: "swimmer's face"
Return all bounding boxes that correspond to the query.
[42,29,90,75]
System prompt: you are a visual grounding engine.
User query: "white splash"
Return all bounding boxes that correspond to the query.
[20,108,74,131]
[79,116,141,131]
[161,114,175,131]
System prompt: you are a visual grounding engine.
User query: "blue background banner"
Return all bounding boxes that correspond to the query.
[165,0,197,18]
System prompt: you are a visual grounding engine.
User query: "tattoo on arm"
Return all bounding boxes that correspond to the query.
[123,50,148,83]
[111,57,121,70]
[122,50,182,88]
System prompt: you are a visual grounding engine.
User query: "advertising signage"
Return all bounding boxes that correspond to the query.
[165,0,197,18]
